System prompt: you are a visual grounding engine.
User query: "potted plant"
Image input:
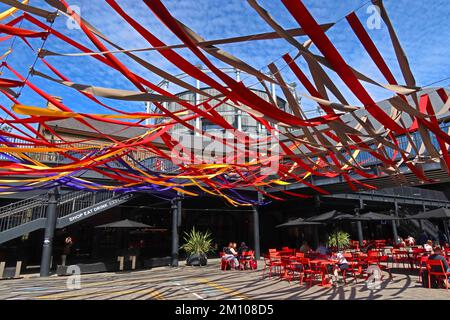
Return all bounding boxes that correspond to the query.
[326,230,350,249]
[180,227,214,266]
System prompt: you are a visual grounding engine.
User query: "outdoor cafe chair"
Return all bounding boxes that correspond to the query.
[239,251,256,270]
[220,252,234,271]
[391,249,410,269]
[262,254,282,279]
[295,252,305,259]
[299,258,324,287]
[426,260,450,290]
[349,240,359,251]
[418,256,428,283]
[364,251,393,280]
[283,257,303,284]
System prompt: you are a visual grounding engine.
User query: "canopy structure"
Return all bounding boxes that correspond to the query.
[0,0,448,206]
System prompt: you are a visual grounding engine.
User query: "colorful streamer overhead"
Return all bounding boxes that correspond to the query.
[0,0,448,206]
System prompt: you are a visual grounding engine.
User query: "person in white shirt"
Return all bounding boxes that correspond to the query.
[424,240,434,253]
[222,242,239,269]
[405,235,415,246]
[329,251,349,285]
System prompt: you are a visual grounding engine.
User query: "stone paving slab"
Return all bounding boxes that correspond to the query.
[0,260,449,300]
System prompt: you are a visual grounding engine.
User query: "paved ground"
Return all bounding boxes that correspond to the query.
[0,259,449,300]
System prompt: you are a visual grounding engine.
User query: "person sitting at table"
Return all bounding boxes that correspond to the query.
[222,242,239,269]
[424,240,434,253]
[237,242,249,256]
[315,242,329,256]
[328,251,349,285]
[428,247,450,279]
[299,241,311,253]
[405,235,415,246]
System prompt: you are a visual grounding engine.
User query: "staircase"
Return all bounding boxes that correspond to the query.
[0,190,135,244]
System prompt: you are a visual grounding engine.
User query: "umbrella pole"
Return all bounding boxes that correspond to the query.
[335,223,339,252]
[444,219,450,245]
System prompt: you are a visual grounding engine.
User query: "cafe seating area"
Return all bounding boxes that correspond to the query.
[256,241,450,290]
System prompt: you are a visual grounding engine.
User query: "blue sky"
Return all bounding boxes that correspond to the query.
[0,0,449,118]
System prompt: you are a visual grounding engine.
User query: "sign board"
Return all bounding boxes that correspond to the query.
[57,193,134,228]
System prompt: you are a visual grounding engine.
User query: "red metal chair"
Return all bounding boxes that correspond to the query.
[366,250,392,280]
[239,250,256,270]
[391,249,409,269]
[220,252,233,271]
[349,240,360,251]
[418,256,428,283]
[295,252,305,259]
[299,258,323,287]
[262,254,282,279]
[426,260,450,290]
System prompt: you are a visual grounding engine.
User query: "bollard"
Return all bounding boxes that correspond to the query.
[117,256,124,271]
[14,261,22,279]
[129,256,136,270]
[0,261,5,279]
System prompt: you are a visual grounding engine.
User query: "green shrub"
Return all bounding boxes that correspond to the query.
[327,230,350,248]
[180,227,214,256]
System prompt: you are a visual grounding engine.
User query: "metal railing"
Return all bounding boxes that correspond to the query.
[0,195,47,233]
[0,194,47,218]
[56,190,116,218]
[0,190,120,233]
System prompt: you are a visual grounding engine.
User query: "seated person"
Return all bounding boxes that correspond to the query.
[328,251,349,285]
[424,240,434,253]
[428,247,450,279]
[222,242,239,269]
[299,241,311,253]
[315,243,329,256]
[405,235,415,246]
[237,242,249,257]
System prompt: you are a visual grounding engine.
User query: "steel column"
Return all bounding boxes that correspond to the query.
[391,201,399,244]
[40,188,59,277]
[252,193,262,260]
[171,196,181,267]
[355,199,364,247]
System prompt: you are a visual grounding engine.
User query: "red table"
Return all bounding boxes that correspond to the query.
[309,259,338,286]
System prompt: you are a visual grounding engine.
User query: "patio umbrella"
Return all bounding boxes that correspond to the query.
[359,212,404,221]
[306,211,367,250]
[95,219,153,255]
[410,208,450,220]
[276,217,323,228]
[95,219,152,228]
[305,210,368,222]
[409,208,450,242]
[358,212,403,244]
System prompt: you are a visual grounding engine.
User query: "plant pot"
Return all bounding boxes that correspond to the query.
[186,253,207,266]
